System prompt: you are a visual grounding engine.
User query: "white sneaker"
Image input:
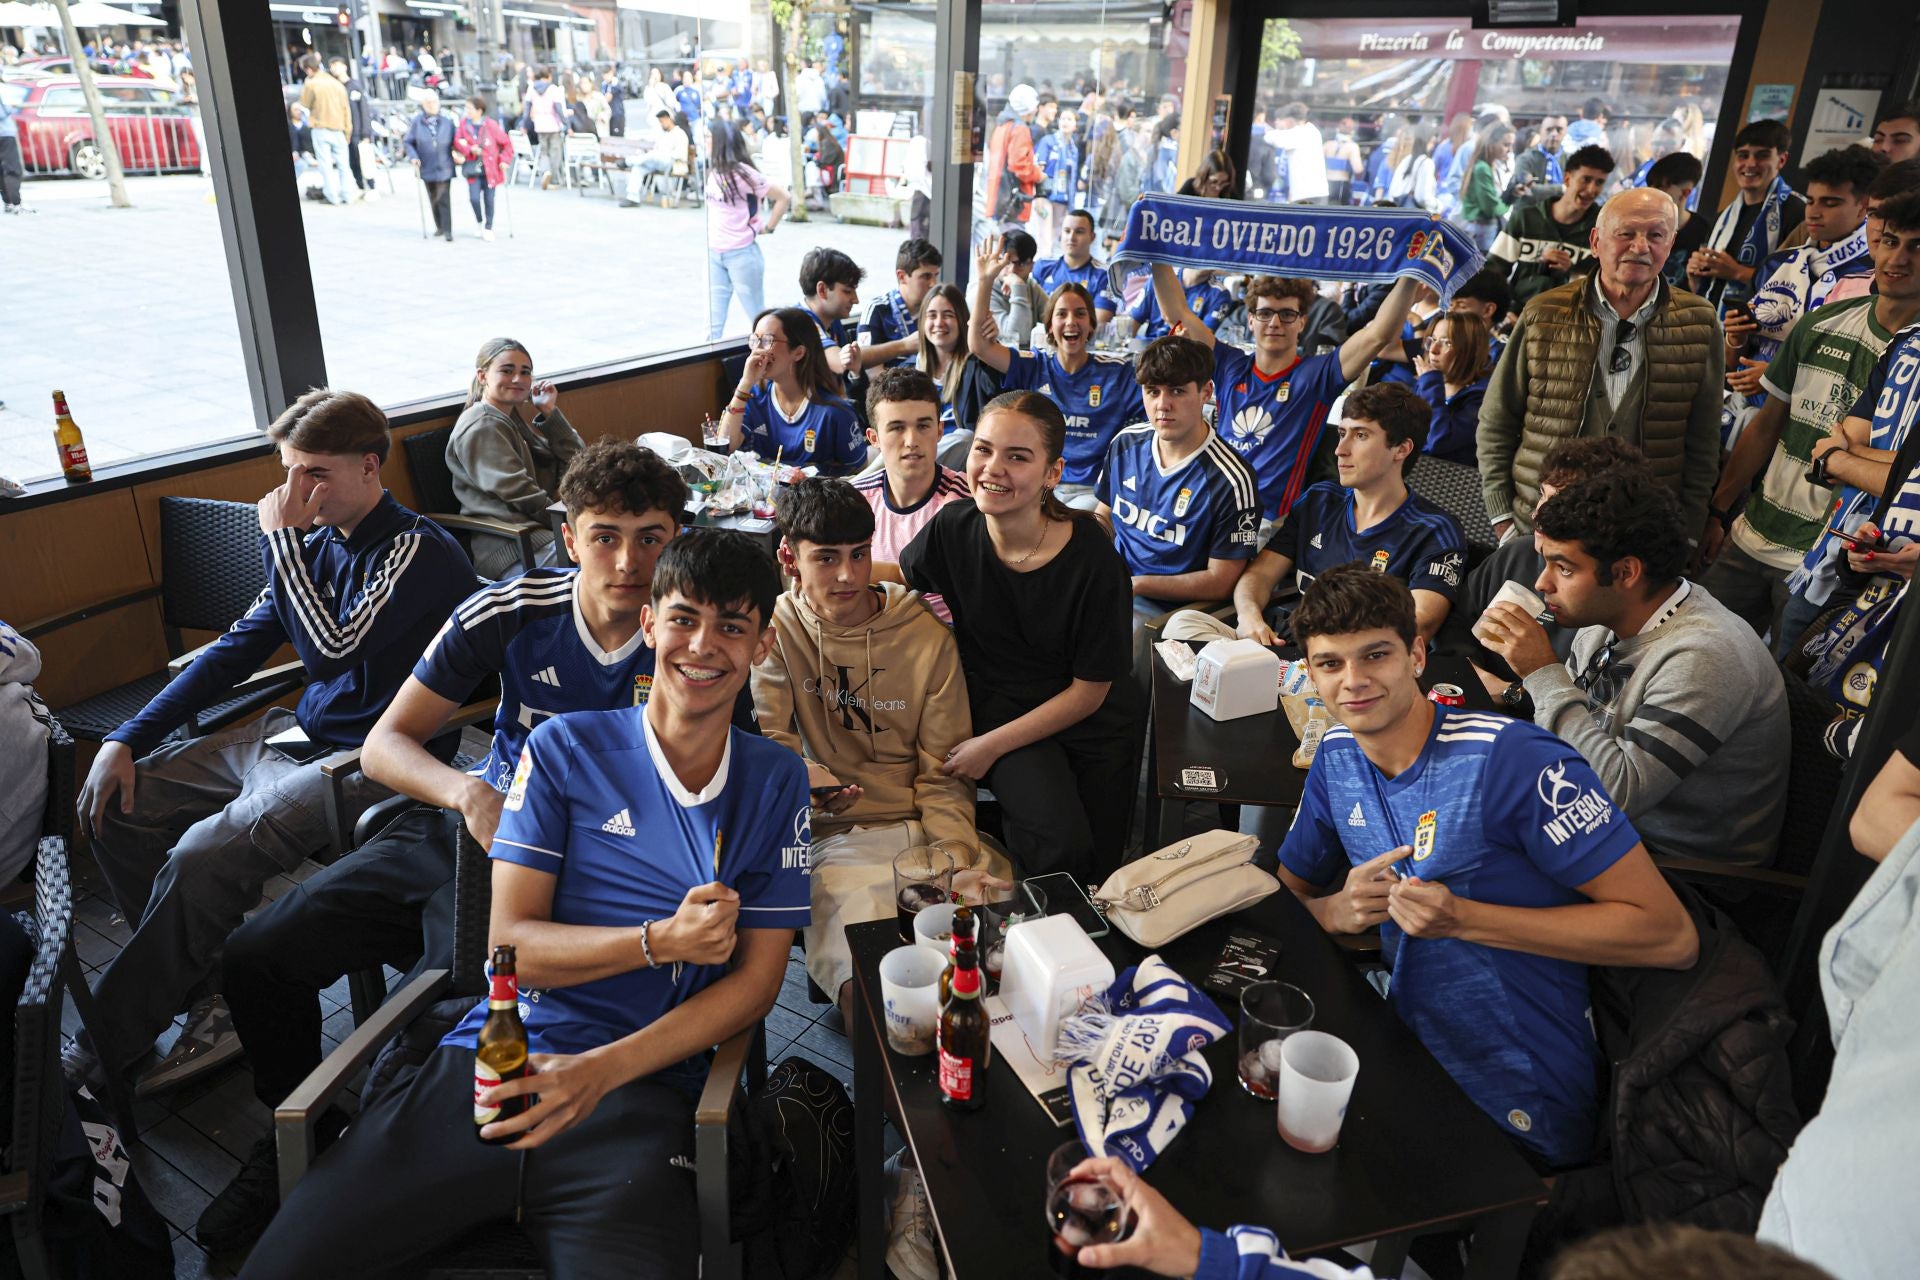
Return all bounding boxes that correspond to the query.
[136,995,243,1097]
[883,1148,936,1280]
[482,228,494,242]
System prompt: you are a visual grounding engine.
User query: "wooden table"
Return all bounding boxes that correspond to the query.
[846,891,1548,1279]
[1145,643,1499,848]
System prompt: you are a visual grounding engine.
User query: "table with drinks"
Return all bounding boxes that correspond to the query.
[846,872,1549,1280]
[1145,642,1499,848]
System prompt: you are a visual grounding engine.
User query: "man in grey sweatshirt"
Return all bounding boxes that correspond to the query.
[1476,467,1789,866]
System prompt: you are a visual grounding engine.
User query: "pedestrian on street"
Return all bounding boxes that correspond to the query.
[602,65,626,137]
[706,119,790,340]
[329,56,376,198]
[454,95,508,241]
[298,53,352,206]
[0,68,25,214]
[519,65,565,189]
[405,90,457,241]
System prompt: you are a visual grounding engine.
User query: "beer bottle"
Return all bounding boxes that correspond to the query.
[52,391,91,483]
[474,943,531,1143]
[938,904,975,1008]
[937,927,989,1112]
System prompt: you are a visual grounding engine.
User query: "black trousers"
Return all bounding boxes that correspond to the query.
[0,136,23,207]
[346,135,371,190]
[425,178,453,237]
[224,807,458,1111]
[237,1046,699,1280]
[977,687,1140,884]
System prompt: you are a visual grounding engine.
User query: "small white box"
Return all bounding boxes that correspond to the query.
[996,914,1115,1063]
[1190,638,1280,721]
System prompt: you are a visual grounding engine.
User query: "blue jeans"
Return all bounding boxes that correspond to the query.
[1776,588,1828,662]
[311,127,349,205]
[708,241,764,341]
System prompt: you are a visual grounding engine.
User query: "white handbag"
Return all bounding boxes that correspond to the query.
[1091,829,1279,948]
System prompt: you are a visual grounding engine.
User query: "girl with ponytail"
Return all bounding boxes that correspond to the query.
[896,389,1142,884]
[447,336,585,577]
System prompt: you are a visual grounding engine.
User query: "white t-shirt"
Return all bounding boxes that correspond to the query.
[1267,122,1329,201]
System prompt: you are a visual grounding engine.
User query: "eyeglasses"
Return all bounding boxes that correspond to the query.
[1608,320,1637,375]
[1250,308,1304,326]
[1573,638,1618,696]
[1425,336,1453,349]
[749,334,789,351]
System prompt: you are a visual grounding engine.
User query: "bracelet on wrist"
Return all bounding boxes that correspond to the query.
[639,919,657,969]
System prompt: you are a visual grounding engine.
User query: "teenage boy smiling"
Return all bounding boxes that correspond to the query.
[853,368,971,622]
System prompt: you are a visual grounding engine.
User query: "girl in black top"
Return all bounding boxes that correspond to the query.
[900,390,1140,882]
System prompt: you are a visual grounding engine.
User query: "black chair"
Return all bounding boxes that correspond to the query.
[1408,453,1498,567]
[2,838,124,1279]
[274,824,765,1280]
[25,497,306,744]
[402,426,544,576]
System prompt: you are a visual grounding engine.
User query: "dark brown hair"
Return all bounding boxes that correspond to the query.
[267,388,391,462]
[1538,437,1648,492]
[1290,563,1417,651]
[1244,276,1318,310]
[1136,336,1214,390]
[1428,311,1493,386]
[1533,468,1689,588]
[866,366,943,421]
[1548,1224,1835,1280]
[1042,281,1098,337]
[976,390,1078,523]
[1341,383,1430,479]
[555,438,689,524]
[754,307,847,404]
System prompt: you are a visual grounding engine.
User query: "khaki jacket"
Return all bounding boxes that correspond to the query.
[1478,274,1722,533]
[300,73,352,136]
[752,581,975,849]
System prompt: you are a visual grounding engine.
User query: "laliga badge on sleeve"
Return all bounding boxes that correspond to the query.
[504,747,534,812]
[1178,765,1227,793]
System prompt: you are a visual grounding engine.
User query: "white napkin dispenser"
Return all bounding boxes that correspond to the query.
[1190,638,1280,721]
[997,913,1115,1063]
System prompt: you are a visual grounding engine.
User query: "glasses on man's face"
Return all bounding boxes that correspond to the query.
[1608,320,1637,375]
[1250,307,1304,327]
[750,334,789,351]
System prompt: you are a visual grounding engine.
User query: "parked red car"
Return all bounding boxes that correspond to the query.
[0,75,200,178]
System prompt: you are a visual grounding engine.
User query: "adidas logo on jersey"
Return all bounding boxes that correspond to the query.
[1347,803,1367,828]
[532,666,562,687]
[1310,533,1324,549]
[601,808,635,836]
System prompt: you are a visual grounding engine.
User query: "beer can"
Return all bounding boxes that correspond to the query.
[1428,683,1466,707]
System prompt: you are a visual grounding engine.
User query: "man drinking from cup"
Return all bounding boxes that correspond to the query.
[1272,566,1697,1169]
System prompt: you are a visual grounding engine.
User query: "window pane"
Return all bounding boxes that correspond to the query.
[0,74,254,483]
[1249,14,1741,204]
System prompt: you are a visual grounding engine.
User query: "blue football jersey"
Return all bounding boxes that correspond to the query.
[858,289,918,366]
[1127,282,1233,341]
[1096,425,1261,577]
[1030,256,1117,316]
[1212,346,1350,519]
[1264,482,1466,599]
[444,708,811,1094]
[1279,709,1642,1166]
[739,385,863,474]
[1001,347,1143,485]
[412,569,657,791]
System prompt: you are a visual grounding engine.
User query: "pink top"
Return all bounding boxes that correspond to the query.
[526,82,565,134]
[1823,275,1873,306]
[706,164,770,253]
[853,466,971,624]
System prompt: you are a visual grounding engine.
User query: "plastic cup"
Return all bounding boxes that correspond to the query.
[893,845,955,942]
[878,945,944,1057]
[914,902,960,956]
[1276,1030,1359,1154]
[1473,580,1549,644]
[1236,981,1314,1099]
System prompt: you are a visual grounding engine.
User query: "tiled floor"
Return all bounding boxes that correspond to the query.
[58,849,858,1279]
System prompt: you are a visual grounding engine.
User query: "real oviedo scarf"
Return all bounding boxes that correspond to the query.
[1109,193,1485,304]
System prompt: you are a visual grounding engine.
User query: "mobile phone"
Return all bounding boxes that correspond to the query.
[809,784,853,804]
[1827,522,1887,550]
[1023,871,1110,939]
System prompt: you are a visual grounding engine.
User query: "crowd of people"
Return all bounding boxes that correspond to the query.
[11,78,1920,1280]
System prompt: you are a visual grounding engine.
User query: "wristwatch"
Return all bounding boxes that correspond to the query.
[1499,680,1530,712]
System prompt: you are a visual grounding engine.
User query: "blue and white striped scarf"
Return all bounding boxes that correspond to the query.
[1108,193,1485,305]
[1059,955,1231,1172]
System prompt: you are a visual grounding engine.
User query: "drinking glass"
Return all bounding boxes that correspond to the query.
[1237,981,1315,1100]
[892,846,955,942]
[978,881,1047,987]
[1043,1140,1132,1277]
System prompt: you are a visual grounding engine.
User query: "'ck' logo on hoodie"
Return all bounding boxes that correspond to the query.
[803,664,904,731]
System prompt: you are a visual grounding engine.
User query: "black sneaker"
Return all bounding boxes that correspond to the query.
[196,1132,280,1253]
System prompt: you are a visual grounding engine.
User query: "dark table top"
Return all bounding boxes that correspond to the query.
[847,888,1547,1279]
[1150,643,1499,810]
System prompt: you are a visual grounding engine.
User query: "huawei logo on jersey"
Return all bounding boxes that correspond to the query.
[1229,404,1276,445]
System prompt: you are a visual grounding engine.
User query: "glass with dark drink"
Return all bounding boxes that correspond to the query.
[1043,1141,1132,1277]
[979,881,1047,987]
[893,845,955,942]
[1237,981,1314,1100]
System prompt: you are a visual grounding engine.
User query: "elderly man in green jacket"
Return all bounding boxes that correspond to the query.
[1477,188,1724,542]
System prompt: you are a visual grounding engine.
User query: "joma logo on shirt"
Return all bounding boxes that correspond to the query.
[1111,495,1188,546]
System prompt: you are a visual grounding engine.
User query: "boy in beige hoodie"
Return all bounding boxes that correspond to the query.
[753,478,1009,1012]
